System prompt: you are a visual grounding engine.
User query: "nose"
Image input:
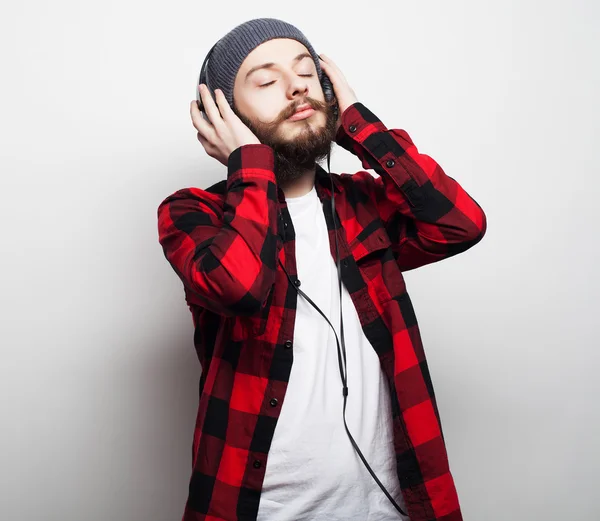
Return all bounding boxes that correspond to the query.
[286,76,309,102]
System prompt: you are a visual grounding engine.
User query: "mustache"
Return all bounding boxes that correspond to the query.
[280,97,327,121]
[253,97,331,137]
[235,96,336,141]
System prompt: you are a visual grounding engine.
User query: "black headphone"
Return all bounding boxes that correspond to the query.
[196,43,408,518]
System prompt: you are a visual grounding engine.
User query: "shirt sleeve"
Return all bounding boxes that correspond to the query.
[335,102,487,272]
[157,144,281,315]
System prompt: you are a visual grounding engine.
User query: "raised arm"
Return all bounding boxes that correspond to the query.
[336,102,487,272]
[157,144,281,315]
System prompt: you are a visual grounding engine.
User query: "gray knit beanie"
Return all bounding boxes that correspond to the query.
[200,18,325,109]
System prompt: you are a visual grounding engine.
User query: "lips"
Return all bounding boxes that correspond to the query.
[293,103,312,114]
[287,103,316,121]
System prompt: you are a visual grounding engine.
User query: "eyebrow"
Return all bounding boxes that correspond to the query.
[244,52,313,83]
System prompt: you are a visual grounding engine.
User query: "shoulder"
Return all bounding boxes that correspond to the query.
[157,180,227,217]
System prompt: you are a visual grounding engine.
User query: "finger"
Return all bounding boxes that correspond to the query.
[196,131,210,147]
[199,84,224,127]
[319,54,337,69]
[196,131,217,154]
[190,100,216,140]
[318,57,337,78]
[319,59,340,87]
[214,89,233,121]
[190,98,207,124]
[319,55,344,80]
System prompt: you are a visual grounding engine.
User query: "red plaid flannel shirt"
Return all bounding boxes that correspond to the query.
[157,102,487,521]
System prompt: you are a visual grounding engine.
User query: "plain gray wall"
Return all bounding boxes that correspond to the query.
[1,1,598,520]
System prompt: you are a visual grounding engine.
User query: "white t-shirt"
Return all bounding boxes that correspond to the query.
[256,184,410,521]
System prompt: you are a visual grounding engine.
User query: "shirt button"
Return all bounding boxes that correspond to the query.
[349,124,357,133]
[294,278,301,287]
[284,340,293,349]
[253,460,262,469]
[386,159,395,168]
[269,398,278,407]
[284,222,288,228]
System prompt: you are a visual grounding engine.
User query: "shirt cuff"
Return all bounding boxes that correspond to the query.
[227,144,275,182]
[335,102,379,150]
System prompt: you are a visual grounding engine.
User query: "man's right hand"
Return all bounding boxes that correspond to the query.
[190,84,262,166]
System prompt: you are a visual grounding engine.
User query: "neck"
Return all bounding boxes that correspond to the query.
[277,164,317,199]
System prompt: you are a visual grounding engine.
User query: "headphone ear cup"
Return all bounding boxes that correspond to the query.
[196,43,217,122]
[321,72,333,102]
[196,90,210,122]
[196,76,211,122]
[321,72,339,119]
[196,87,203,111]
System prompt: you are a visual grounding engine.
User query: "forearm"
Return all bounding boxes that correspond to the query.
[158,144,281,315]
[337,103,487,269]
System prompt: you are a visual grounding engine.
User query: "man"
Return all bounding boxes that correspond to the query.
[157,17,487,521]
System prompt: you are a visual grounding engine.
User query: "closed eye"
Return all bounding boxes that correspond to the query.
[259,74,314,88]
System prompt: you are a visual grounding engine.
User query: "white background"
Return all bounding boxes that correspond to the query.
[1,1,598,520]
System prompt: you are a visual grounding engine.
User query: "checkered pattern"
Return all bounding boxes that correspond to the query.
[157,102,487,521]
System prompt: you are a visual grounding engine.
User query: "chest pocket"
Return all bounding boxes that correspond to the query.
[349,220,393,263]
[348,220,405,304]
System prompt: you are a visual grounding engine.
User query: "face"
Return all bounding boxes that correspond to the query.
[231,38,338,186]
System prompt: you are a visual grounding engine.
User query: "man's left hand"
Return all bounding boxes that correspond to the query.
[318,54,359,132]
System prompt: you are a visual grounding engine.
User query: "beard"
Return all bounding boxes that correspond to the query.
[233,96,339,186]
